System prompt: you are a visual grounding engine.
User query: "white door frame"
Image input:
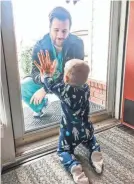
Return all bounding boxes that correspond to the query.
[1,32,16,165]
[1,1,25,139]
[115,1,129,120]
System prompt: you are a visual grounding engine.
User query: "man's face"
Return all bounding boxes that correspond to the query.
[50,18,70,47]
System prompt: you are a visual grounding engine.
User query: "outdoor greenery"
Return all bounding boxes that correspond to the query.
[19,46,33,77]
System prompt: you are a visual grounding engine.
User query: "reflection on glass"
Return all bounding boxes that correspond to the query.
[12,0,110,132]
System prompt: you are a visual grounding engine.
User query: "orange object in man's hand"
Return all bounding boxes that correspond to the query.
[34,50,57,76]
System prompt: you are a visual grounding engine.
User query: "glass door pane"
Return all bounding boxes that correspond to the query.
[12,0,96,133]
[2,0,120,143]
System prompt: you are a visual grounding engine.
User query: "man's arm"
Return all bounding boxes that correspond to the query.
[74,39,84,60]
[69,34,84,60]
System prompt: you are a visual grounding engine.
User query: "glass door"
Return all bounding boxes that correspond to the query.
[1,0,121,147]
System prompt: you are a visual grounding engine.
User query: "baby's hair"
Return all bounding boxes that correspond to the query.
[64,59,90,86]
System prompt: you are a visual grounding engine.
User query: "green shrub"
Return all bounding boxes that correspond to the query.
[19,46,33,77]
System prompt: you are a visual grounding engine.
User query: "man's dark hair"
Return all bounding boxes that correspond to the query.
[49,7,72,27]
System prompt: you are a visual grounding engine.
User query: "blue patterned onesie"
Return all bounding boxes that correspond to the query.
[43,75,100,172]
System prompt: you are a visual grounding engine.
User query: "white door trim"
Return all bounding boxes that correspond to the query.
[1,31,16,165]
[1,1,25,139]
[115,1,129,119]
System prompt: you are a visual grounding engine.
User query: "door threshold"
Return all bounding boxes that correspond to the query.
[16,118,120,157]
[15,112,110,147]
[2,118,120,172]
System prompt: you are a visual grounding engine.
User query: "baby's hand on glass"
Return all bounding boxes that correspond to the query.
[34,50,57,77]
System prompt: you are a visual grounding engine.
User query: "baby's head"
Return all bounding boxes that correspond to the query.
[64,59,90,86]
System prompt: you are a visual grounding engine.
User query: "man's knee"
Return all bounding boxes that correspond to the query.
[21,77,38,99]
[21,77,33,91]
[21,78,30,98]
